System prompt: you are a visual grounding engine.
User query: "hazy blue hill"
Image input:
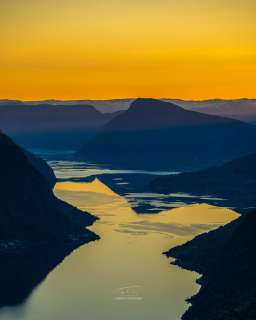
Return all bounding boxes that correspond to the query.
[100,98,239,131]
[6,98,133,113]
[170,98,256,123]
[151,152,256,212]
[76,98,256,171]
[2,98,256,122]
[167,210,256,320]
[0,103,122,149]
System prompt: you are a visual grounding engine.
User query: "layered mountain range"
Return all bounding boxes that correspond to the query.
[1,96,256,317]
[77,98,256,170]
[171,98,256,123]
[0,102,121,149]
[2,98,256,123]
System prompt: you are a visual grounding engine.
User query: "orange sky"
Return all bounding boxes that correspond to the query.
[1,0,256,100]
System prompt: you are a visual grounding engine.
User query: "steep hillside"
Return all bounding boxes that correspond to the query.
[0,130,97,243]
[167,211,256,320]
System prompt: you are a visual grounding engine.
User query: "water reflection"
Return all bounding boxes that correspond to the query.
[0,178,239,320]
[0,242,82,308]
[47,158,226,213]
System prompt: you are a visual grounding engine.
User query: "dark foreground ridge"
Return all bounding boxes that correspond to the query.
[151,152,256,213]
[0,130,99,307]
[0,238,89,308]
[166,210,256,320]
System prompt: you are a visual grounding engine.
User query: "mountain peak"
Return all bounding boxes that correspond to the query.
[103,98,238,133]
[129,98,182,113]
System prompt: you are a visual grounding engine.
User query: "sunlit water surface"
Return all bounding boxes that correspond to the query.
[0,159,239,320]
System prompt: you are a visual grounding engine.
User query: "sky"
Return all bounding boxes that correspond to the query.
[0,0,255,100]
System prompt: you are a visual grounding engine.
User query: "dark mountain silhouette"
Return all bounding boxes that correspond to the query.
[0,130,99,308]
[24,150,56,187]
[167,210,256,320]
[2,98,256,122]
[151,152,256,212]
[76,98,256,170]
[0,102,122,149]
[0,237,86,308]
[0,130,98,242]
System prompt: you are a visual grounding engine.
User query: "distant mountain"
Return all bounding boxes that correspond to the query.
[76,98,256,171]
[84,99,133,113]
[2,98,256,122]
[169,98,256,123]
[0,102,122,149]
[0,100,24,106]
[167,210,256,320]
[0,130,97,243]
[0,99,132,113]
[151,152,256,212]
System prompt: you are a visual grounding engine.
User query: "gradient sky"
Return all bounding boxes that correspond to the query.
[1,0,255,100]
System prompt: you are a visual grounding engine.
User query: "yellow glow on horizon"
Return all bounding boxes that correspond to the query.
[1,0,255,100]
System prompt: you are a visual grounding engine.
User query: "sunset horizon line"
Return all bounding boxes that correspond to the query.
[1,96,256,103]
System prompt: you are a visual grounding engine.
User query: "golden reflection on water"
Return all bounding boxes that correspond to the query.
[56,179,116,196]
[55,179,238,236]
[0,178,239,320]
[53,179,239,319]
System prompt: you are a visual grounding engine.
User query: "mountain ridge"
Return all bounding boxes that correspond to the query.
[2,98,256,122]
[0,130,98,242]
[76,98,256,171]
[151,151,256,212]
[101,98,246,132]
[0,102,122,149]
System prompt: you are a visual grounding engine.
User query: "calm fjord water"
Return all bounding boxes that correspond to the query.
[0,158,239,320]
